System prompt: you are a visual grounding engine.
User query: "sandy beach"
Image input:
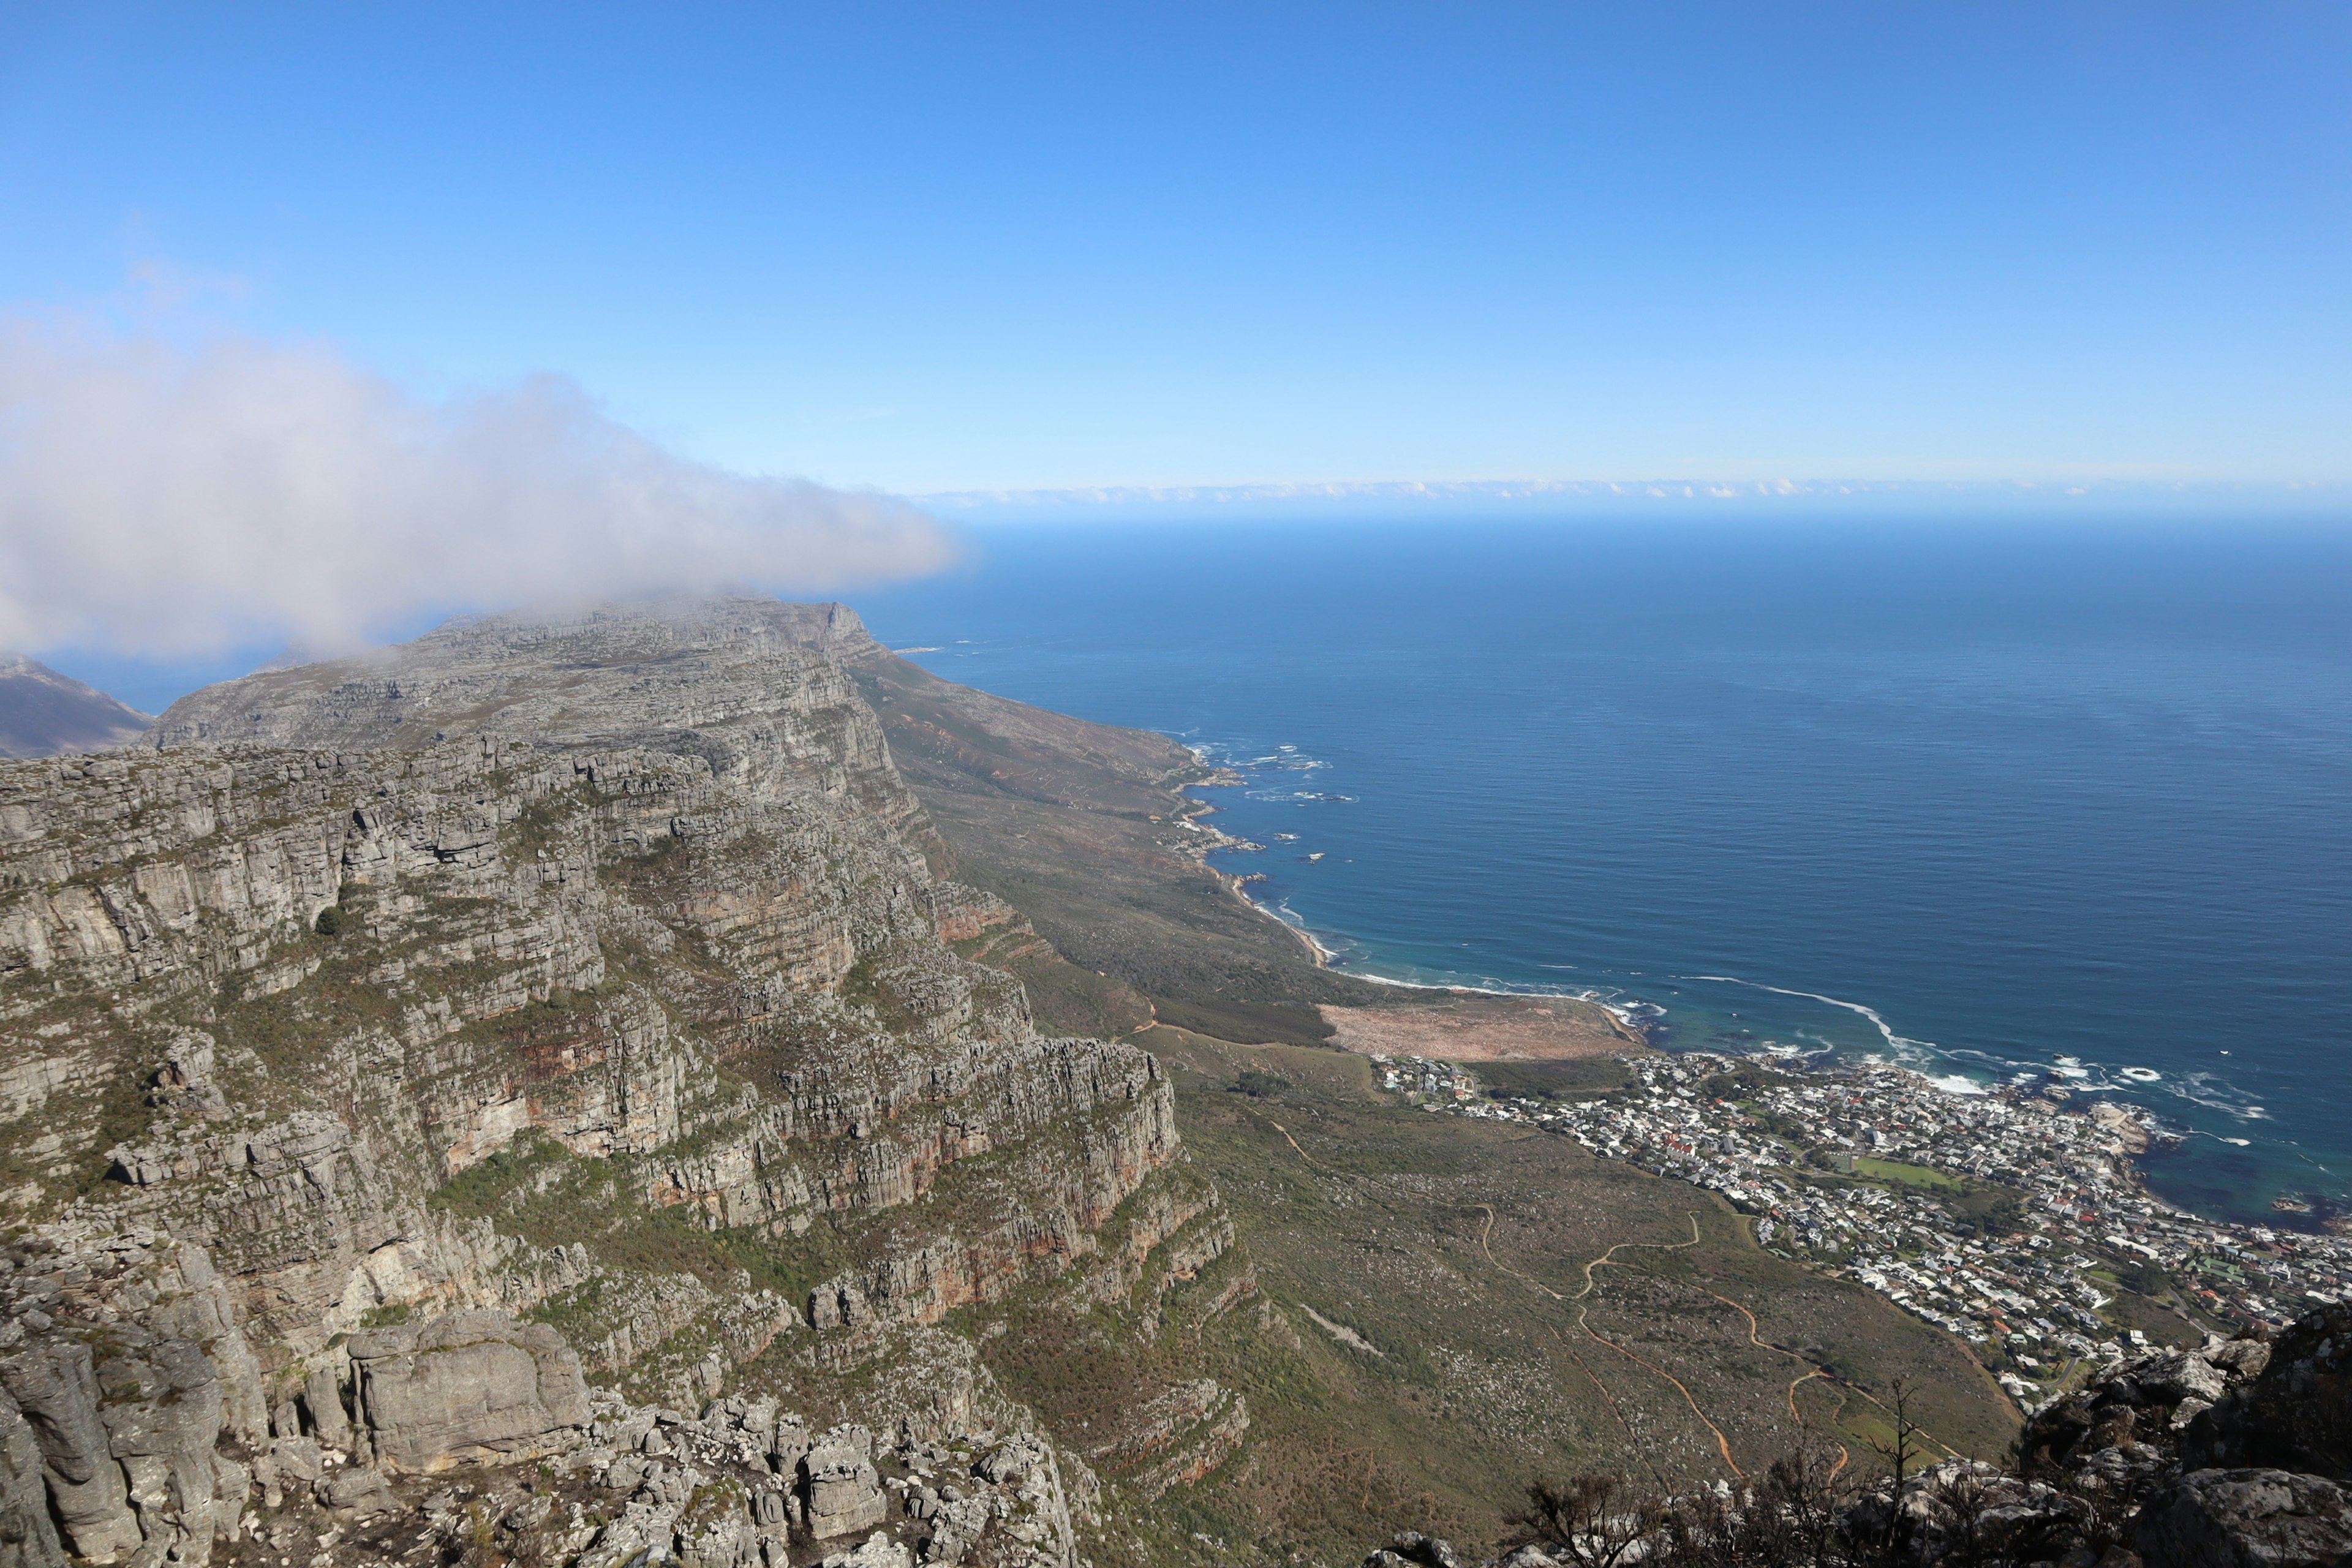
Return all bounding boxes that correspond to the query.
[1320,992,1648,1061]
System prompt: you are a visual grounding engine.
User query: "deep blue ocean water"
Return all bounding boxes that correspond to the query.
[850,518,2352,1228]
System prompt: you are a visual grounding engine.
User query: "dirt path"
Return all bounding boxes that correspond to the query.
[1258,1112,1944,1483]
[1473,1204,1700,1300]
[1573,1303,1745,1480]
[1690,1281,1842,1441]
[1472,1204,1753,1478]
[1685,1280,1954,1467]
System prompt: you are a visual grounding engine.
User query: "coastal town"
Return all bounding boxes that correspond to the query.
[1377,1050,2352,1409]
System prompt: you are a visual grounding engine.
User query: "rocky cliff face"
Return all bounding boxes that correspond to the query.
[0,598,1234,1568]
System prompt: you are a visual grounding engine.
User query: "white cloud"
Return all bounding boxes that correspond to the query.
[0,318,958,657]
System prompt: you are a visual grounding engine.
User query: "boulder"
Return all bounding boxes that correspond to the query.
[2132,1468,2352,1568]
[1388,1532,1464,1568]
[974,1434,1045,1487]
[2136,1352,2229,1408]
[801,1441,887,1540]
[821,1531,912,1568]
[304,1363,353,1450]
[2182,1303,2352,1479]
[350,1310,590,1472]
[2209,1337,2274,1382]
[317,1466,396,1520]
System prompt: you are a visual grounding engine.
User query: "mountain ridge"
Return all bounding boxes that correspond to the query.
[0,654,153,759]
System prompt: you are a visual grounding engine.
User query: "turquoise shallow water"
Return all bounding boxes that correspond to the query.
[851,518,2352,1228]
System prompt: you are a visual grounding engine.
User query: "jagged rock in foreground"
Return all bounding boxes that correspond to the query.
[0,597,1234,1567]
[1360,1303,2352,1567]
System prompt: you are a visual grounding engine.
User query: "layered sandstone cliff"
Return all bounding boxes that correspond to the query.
[0,598,1236,1568]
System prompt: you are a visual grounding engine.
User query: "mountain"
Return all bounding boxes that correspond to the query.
[1,597,1228,1568]
[0,654,151,757]
[0,597,2021,1568]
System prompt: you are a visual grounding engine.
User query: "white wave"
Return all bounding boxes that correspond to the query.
[2120,1067,2163,1083]
[2165,1072,2271,1121]
[1926,1074,1989,1096]
[1675,973,1938,1060]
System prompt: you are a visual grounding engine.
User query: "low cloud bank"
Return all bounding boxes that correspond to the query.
[0,320,957,657]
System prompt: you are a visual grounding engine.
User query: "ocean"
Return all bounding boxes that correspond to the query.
[850,516,2352,1228]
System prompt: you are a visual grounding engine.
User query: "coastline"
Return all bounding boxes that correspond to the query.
[1172,760,1341,971]
[1173,758,1667,1044]
[1170,744,2329,1228]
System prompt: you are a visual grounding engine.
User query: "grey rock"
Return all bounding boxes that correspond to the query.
[1391,1532,1464,1568]
[822,1531,913,1568]
[2136,1351,2230,1407]
[0,1385,67,1568]
[273,1437,325,1485]
[676,1489,761,1568]
[318,1466,396,1520]
[973,1434,1043,1487]
[2183,1303,2352,1481]
[2132,1468,2352,1568]
[96,1334,230,1563]
[0,1341,138,1563]
[304,1363,352,1449]
[2210,1338,2275,1381]
[354,1310,590,1472]
[802,1442,888,1540]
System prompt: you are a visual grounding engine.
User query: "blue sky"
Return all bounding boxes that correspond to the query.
[4,2,2349,496]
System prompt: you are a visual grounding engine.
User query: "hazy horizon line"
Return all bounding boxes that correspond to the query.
[914,475,2352,516]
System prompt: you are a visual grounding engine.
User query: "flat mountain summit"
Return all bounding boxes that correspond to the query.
[0,653,151,757]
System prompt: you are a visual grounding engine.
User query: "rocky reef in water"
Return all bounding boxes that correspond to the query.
[0,598,1240,1568]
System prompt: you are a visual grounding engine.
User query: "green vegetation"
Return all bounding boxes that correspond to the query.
[1470,1057,1636,1101]
[1853,1158,1966,1193]
[427,1128,848,1303]
[848,652,1406,1025]
[1154,997,1333,1047]
[920,1046,2016,1568]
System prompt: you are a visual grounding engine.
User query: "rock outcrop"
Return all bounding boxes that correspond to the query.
[349,1311,590,1471]
[2132,1468,2351,1567]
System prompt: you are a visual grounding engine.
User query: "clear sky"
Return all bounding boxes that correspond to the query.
[4,2,2348,497]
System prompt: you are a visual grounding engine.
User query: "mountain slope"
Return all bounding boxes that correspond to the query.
[0,597,1234,1568]
[0,654,151,756]
[845,645,1398,1046]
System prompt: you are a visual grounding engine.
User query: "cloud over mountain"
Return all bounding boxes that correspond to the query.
[0,319,957,657]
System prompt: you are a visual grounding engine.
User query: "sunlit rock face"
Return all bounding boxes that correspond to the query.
[0,597,1221,1568]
